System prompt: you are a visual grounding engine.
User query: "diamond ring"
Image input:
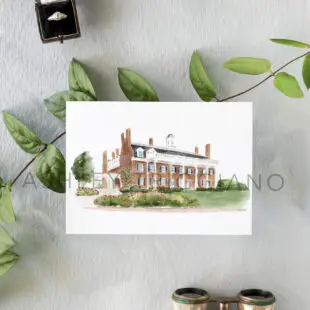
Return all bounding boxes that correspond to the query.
[47,11,68,21]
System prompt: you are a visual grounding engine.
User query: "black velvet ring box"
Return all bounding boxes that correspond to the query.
[35,0,81,43]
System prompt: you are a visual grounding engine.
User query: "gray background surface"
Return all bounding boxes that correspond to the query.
[0,0,309,309]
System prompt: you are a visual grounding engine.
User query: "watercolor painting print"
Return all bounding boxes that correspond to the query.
[66,102,252,235]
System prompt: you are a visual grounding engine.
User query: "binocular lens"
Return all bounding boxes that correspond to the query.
[172,288,210,309]
[238,289,276,309]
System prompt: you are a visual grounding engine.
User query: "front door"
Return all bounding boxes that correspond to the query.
[186,181,191,189]
[115,178,121,189]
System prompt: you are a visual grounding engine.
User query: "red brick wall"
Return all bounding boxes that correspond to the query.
[156,163,170,187]
[132,161,147,187]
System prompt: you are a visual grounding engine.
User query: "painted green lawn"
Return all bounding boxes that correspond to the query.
[179,190,250,208]
[93,190,250,209]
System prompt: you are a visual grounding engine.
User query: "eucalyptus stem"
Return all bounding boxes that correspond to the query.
[11,131,66,186]
[219,50,310,102]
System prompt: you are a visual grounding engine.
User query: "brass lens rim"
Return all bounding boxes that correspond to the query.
[238,289,276,306]
[172,288,210,305]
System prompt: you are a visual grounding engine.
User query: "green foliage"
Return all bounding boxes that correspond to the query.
[0,180,17,277]
[273,72,304,98]
[35,145,66,193]
[120,168,134,188]
[0,225,15,255]
[69,58,97,99]
[120,186,131,193]
[196,187,216,192]
[45,91,94,121]
[223,57,272,75]
[0,251,19,277]
[190,50,216,101]
[129,185,140,192]
[94,192,198,208]
[302,54,310,89]
[76,187,99,196]
[237,183,249,191]
[0,226,18,277]
[71,152,94,185]
[3,112,44,154]
[118,68,159,101]
[0,181,15,224]
[270,38,310,48]
[157,187,184,193]
[187,38,310,99]
[217,179,249,191]
[45,58,97,122]
[139,188,149,193]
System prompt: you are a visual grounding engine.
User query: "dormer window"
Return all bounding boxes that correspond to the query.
[136,147,144,158]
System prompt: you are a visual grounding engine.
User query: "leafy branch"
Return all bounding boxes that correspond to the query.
[1,37,310,278]
[219,49,310,101]
[190,38,310,102]
[11,131,66,186]
[115,38,310,103]
[0,59,96,277]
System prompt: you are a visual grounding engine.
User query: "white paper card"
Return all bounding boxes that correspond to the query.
[66,102,253,235]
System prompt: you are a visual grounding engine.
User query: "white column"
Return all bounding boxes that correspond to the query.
[146,160,149,188]
[183,164,185,189]
[169,163,172,188]
[154,161,157,188]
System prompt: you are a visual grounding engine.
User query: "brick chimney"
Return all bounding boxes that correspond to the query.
[121,132,125,155]
[205,144,211,158]
[102,151,108,174]
[112,152,115,159]
[116,148,119,157]
[121,128,132,155]
[195,146,199,154]
[149,138,154,146]
[126,128,131,146]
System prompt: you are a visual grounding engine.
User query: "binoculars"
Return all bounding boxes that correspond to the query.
[172,288,276,310]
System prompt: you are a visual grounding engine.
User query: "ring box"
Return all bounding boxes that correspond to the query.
[35,0,81,43]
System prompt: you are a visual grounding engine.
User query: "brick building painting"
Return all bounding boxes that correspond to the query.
[102,128,218,190]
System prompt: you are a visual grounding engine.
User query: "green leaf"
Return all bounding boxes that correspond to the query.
[118,68,159,101]
[302,54,310,89]
[223,57,272,75]
[35,144,66,194]
[0,226,15,256]
[270,38,310,48]
[45,91,95,121]
[2,112,44,154]
[274,72,304,98]
[189,50,216,102]
[0,251,19,277]
[0,181,15,224]
[68,59,97,99]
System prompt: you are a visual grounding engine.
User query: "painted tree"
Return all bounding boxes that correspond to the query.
[120,168,134,188]
[71,152,94,187]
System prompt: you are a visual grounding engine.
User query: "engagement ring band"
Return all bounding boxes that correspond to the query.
[47,11,68,21]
